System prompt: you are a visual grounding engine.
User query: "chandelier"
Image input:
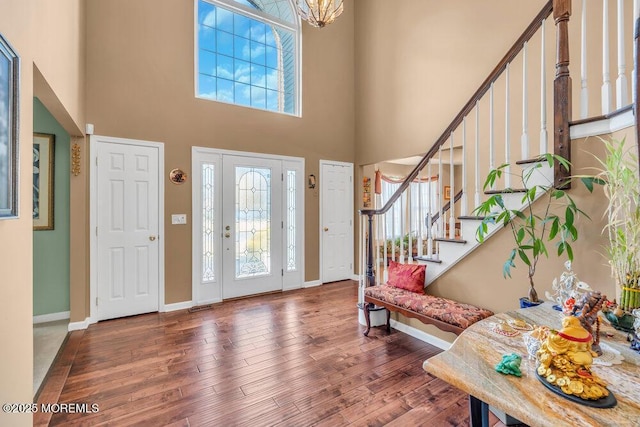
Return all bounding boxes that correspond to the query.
[296,0,344,28]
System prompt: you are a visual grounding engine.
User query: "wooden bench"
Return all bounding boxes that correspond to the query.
[363,284,494,336]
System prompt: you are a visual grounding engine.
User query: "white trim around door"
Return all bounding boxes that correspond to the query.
[89,135,165,323]
[319,160,354,284]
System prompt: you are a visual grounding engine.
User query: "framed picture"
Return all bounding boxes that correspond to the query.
[444,185,451,200]
[0,33,20,219]
[33,133,55,230]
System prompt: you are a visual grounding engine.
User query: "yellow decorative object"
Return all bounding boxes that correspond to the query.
[71,142,81,176]
[536,316,609,400]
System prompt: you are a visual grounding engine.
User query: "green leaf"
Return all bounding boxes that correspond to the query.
[517,249,531,266]
[566,243,574,261]
[565,207,574,228]
[516,228,525,243]
[549,218,559,239]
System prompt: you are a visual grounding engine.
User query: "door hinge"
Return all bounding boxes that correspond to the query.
[350,263,353,270]
[95,297,98,306]
[281,269,284,277]
[95,226,98,236]
[282,173,284,181]
[95,157,98,166]
[282,221,284,229]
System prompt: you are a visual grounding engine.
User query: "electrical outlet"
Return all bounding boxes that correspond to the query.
[171,214,187,225]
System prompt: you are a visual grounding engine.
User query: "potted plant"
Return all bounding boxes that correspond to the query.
[585,138,640,322]
[473,154,595,308]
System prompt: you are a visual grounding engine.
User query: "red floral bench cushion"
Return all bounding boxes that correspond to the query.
[364,284,494,330]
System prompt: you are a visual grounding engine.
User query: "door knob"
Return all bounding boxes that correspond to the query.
[225,225,231,231]
[225,232,231,238]
[149,236,156,241]
[324,227,329,232]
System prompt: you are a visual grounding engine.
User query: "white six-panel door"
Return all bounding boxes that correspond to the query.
[320,161,354,283]
[94,137,163,321]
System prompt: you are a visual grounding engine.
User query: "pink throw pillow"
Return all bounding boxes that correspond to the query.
[387,260,426,293]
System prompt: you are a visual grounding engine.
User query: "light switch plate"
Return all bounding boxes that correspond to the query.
[172,214,187,225]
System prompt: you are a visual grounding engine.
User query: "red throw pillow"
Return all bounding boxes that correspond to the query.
[387,260,426,293]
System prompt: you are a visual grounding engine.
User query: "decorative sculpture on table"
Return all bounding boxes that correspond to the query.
[536,316,613,404]
[546,261,592,314]
[495,353,523,377]
[571,291,607,356]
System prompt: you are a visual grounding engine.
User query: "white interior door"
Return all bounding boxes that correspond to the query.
[222,155,283,299]
[95,139,161,321]
[320,161,353,283]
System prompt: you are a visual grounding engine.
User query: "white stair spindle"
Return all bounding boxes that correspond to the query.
[581,1,589,118]
[634,0,639,103]
[616,0,628,108]
[408,188,413,263]
[383,210,388,283]
[461,117,468,216]
[438,144,444,240]
[399,195,405,263]
[474,101,481,208]
[490,82,495,189]
[541,18,549,155]
[449,133,455,240]
[603,0,612,114]
[504,64,511,188]
[418,179,423,258]
[521,41,530,160]
[427,160,433,258]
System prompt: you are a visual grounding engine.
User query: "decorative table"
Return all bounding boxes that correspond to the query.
[423,302,640,427]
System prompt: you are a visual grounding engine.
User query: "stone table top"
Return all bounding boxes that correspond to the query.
[423,302,640,427]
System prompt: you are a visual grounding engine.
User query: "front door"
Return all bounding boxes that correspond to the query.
[221,155,283,299]
[95,138,161,320]
[192,148,303,304]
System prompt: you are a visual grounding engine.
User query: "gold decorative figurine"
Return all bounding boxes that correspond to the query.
[536,316,609,401]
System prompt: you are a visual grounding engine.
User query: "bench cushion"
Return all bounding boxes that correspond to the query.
[364,284,494,330]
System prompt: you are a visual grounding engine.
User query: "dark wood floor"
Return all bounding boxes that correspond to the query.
[36,281,500,426]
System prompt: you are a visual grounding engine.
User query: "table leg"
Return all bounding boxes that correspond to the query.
[469,395,489,427]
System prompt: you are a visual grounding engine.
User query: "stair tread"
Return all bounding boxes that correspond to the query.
[434,238,467,244]
[414,256,443,264]
[458,215,486,220]
[485,188,526,195]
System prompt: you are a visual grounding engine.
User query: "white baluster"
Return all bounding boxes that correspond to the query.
[474,101,481,208]
[461,117,468,216]
[581,2,589,118]
[521,41,530,160]
[418,178,423,258]
[616,0,628,108]
[382,210,388,283]
[399,194,405,263]
[408,188,413,263]
[427,160,433,258]
[504,64,511,188]
[449,133,455,240]
[438,144,444,240]
[634,0,639,103]
[490,82,495,189]
[541,18,549,155]
[603,0,612,114]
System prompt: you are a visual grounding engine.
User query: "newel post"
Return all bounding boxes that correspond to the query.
[366,213,375,287]
[554,0,572,188]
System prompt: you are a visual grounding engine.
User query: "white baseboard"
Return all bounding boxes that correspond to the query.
[33,311,70,324]
[351,274,361,281]
[570,108,634,139]
[163,301,195,312]
[389,319,453,351]
[303,280,321,288]
[68,317,93,331]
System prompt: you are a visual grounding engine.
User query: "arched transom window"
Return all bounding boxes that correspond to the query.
[196,0,300,115]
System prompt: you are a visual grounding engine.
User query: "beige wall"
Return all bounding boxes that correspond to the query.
[83,0,355,307]
[354,0,548,166]
[0,0,85,424]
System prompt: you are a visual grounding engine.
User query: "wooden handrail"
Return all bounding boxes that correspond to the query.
[360,0,553,218]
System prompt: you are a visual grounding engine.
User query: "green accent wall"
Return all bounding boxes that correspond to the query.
[33,97,70,316]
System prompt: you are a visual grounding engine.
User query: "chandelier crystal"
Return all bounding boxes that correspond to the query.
[296,0,344,28]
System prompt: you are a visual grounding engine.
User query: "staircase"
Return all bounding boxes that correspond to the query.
[359,0,639,293]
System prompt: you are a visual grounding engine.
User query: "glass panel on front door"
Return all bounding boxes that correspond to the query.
[235,166,271,278]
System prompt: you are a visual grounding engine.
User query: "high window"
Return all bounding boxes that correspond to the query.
[196,0,300,115]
